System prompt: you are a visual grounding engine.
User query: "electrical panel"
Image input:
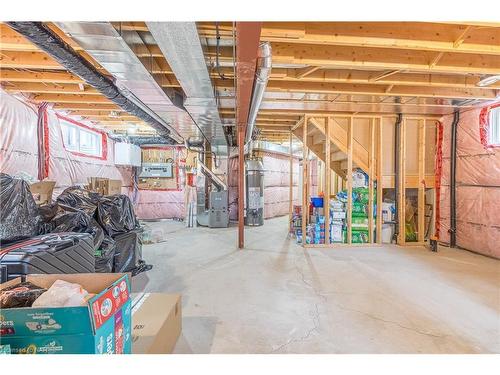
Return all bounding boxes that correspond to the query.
[139,163,173,178]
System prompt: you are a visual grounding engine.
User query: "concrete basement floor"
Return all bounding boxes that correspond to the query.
[133,216,500,354]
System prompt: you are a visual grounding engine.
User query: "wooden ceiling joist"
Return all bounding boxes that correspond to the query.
[270,43,500,75]
[198,22,500,55]
[2,82,99,95]
[264,80,496,100]
[0,51,63,70]
[0,69,84,84]
[32,93,112,104]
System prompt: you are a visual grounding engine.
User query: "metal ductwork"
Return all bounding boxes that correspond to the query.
[246,42,272,144]
[146,22,226,146]
[7,22,180,144]
[119,136,171,146]
[54,22,206,143]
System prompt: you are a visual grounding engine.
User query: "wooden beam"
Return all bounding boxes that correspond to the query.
[376,117,383,244]
[264,80,496,100]
[279,68,500,90]
[295,65,321,79]
[325,117,331,245]
[0,51,62,70]
[346,117,353,244]
[2,82,99,95]
[398,118,407,245]
[302,115,310,247]
[32,93,112,104]
[418,119,426,243]
[368,118,375,243]
[53,103,120,111]
[199,22,500,55]
[270,42,500,75]
[0,69,83,84]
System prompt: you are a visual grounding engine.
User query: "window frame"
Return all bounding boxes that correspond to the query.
[487,105,500,147]
[479,103,500,149]
[57,114,108,160]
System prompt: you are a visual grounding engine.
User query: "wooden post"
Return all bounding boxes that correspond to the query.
[376,117,383,244]
[325,117,331,245]
[301,116,309,246]
[368,118,375,243]
[418,119,426,243]
[347,117,353,244]
[289,131,293,226]
[398,118,407,245]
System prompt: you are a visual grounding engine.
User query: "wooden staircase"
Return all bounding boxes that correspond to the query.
[292,117,371,179]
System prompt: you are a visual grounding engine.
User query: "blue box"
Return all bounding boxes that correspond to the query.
[0,273,132,354]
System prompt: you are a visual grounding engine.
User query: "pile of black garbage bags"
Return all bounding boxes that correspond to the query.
[0,173,152,276]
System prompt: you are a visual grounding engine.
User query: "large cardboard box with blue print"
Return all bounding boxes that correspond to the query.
[0,273,132,354]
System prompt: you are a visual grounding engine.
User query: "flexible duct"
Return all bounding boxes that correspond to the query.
[246,42,272,144]
[6,22,179,144]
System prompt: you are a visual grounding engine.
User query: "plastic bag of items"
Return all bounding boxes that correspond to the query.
[0,173,42,243]
[32,279,94,308]
[95,236,116,273]
[56,187,101,216]
[38,203,104,250]
[0,282,47,309]
[97,195,139,237]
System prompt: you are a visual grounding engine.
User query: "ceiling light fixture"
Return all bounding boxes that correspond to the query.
[476,75,500,87]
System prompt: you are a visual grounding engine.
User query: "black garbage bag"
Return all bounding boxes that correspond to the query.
[95,235,116,273]
[38,203,104,250]
[56,187,101,216]
[0,173,41,243]
[97,194,139,237]
[112,228,144,273]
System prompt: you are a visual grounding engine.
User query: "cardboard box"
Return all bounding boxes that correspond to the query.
[138,177,177,190]
[131,293,181,354]
[0,273,132,354]
[87,177,122,196]
[30,181,56,205]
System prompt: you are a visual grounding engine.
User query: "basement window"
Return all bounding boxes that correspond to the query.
[58,115,107,159]
[479,104,500,148]
[488,106,500,146]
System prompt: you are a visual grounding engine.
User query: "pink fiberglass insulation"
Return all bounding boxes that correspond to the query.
[438,105,500,258]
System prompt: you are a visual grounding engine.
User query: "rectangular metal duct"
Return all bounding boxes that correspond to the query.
[55,22,203,142]
[146,22,226,146]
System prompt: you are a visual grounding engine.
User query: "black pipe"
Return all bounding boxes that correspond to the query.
[6,22,178,144]
[393,113,403,243]
[449,109,460,248]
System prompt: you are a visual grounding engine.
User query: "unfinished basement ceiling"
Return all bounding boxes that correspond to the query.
[1,21,499,145]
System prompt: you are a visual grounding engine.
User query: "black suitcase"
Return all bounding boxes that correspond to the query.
[0,233,95,280]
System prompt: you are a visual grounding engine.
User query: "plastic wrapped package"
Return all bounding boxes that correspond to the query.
[56,187,101,216]
[0,173,42,243]
[95,236,116,273]
[32,279,90,308]
[0,282,47,309]
[97,194,139,236]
